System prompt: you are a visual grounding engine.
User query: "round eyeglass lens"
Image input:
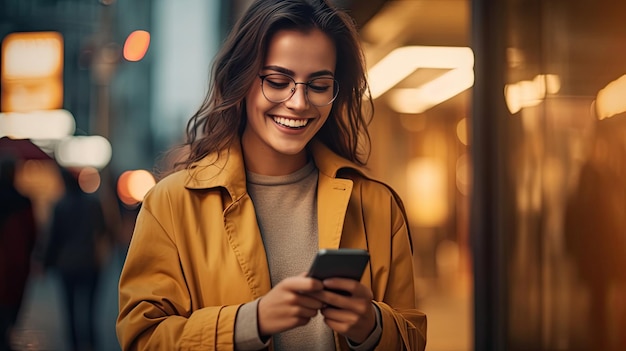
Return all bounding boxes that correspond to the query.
[261,74,338,106]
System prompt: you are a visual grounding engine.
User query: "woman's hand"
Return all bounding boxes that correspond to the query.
[312,278,377,344]
[257,274,325,337]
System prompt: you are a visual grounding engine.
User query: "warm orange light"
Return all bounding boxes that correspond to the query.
[595,74,626,120]
[123,30,150,62]
[127,170,155,201]
[2,32,63,79]
[456,118,468,146]
[1,31,64,112]
[77,167,101,193]
[456,154,471,196]
[504,74,561,115]
[117,171,136,206]
[117,169,156,206]
[406,158,448,227]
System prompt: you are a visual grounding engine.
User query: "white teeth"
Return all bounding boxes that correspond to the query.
[273,117,309,128]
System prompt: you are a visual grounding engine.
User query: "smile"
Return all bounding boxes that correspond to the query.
[272,116,310,128]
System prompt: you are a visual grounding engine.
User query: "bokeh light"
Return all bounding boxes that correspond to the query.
[77,166,101,193]
[456,118,468,146]
[123,30,150,62]
[117,169,156,206]
[406,157,448,227]
[55,135,112,169]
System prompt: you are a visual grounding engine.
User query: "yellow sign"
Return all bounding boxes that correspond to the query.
[1,31,64,112]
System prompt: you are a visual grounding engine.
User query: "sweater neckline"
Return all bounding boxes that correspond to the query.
[246,160,316,186]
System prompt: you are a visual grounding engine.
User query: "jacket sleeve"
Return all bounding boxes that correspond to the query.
[366,184,427,351]
[116,197,239,351]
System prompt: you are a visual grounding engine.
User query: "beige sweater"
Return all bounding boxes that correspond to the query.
[236,161,334,351]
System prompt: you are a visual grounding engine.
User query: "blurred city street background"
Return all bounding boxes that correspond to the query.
[13,248,125,351]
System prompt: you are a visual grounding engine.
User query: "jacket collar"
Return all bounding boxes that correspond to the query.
[183,141,247,201]
[183,138,370,195]
[308,139,370,179]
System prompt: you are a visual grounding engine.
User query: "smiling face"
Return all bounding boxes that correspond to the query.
[242,28,337,176]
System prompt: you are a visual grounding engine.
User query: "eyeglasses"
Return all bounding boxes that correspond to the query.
[258,73,339,107]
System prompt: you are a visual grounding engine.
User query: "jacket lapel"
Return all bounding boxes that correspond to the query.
[185,142,272,297]
[310,140,372,250]
[316,173,352,249]
[223,195,272,298]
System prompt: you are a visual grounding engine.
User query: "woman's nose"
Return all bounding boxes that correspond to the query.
[285,84,309,110]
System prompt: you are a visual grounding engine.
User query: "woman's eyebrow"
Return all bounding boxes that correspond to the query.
[262,65,335,78]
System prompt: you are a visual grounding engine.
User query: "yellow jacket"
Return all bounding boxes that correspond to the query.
[117,140,427,350]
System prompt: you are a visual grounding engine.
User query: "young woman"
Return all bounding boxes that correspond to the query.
[116,0,427,350]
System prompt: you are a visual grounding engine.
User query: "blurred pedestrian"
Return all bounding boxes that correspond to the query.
[564,117,626,351]
[0,155,37,351]
[117,0,427,350]
[44,167,107,351]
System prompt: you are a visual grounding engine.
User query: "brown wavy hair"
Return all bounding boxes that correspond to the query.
[161,0,372,176]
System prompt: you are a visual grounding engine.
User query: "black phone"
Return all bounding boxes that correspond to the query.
[307,248,370,281]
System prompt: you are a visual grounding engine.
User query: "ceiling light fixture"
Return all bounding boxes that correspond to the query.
[368,46,474,100]
[387,67,474,114]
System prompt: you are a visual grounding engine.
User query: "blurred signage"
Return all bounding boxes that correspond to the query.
[1,31,64,112]
[0,109,75,140]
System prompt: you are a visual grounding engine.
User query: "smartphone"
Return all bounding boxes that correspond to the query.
[307,248,370,281]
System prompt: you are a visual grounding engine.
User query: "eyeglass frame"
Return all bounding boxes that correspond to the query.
[257,73,339,107]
